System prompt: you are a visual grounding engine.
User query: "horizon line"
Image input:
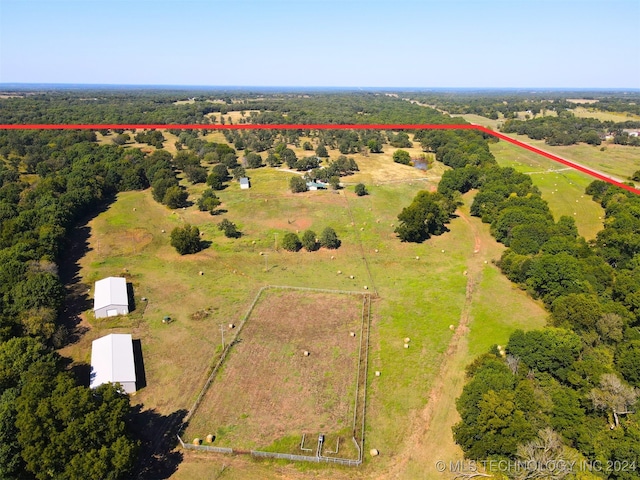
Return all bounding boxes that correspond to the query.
[0,122,638,196]
[1,83,639,92]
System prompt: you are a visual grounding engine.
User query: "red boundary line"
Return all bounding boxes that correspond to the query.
[0,123,638,195]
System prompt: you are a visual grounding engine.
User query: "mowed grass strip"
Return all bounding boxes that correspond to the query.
[183,289,363,452]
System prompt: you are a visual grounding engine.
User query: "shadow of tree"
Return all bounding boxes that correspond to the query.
[130,407,187,479]
[58,198,114,346]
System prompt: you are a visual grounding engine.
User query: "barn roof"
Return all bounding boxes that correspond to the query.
[94,277,128,311]
[90,333,136,390]
[239,177,250,185]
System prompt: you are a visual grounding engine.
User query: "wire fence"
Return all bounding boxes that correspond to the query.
[178,285,372,466]
[182,285,268,424]
[178,434,362,466]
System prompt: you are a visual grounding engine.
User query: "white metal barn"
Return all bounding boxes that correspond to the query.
[239,177,250,189]
[94,276,129,319]
[90,333,137,394]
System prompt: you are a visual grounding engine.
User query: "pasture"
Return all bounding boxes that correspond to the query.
[65,131,556,479]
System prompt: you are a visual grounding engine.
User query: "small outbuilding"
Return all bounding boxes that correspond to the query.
[306,181,327,191]
[94,277,129,319]
[90,333,137,394]
[239,177,250,189]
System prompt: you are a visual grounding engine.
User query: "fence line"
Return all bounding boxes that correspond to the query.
[251,449,362,466]
[360,294,372,458]
[178,284,373,466]
[177,436,234,454]
[178,434,362,466]
[264,284,372,297]
[182,285,268,424]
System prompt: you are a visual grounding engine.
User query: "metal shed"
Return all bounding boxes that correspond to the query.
[90,333,137,394]
[93,277,129,319]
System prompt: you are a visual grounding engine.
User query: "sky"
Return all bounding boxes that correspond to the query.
[0,0,638,89]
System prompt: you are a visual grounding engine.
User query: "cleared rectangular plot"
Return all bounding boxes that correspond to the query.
[187,289,363,450]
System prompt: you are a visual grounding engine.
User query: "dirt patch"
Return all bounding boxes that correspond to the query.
[185,290,363,450]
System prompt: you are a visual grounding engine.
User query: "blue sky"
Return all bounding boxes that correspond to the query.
[1,0,638,88]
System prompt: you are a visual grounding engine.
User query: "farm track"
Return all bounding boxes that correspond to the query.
[379,210,485,479]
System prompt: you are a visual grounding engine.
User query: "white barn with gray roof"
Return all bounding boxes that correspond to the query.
[93,276,129,319]
[90,333,137,394]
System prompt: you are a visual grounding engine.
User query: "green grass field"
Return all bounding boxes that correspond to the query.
[65,140,558,479]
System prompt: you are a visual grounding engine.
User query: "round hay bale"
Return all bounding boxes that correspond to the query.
[337,270,342,274]
[331,255,335,260]
[303,350,310,357]
[259,252,264,256]
[370,448,379,456]
[449,324,455,331]
[374,249,379,253]
[415,256,420,260]
[252,240,256,244]
[142,297,147,302]
[206,434,214,443]
[463,270,467,276]
[404,337,410,343]
[360,227,364,231]
[228,323,235,329]
[193,438,201,446]
[441,249,445,253]
[133,207,137,211]
[161,229,166,233]
[404,343,409,349]
[349,275,354,279]
[350,331,356,337]
[484,260,488,264]
[199,271,204,276]
[363,285,368,290]
[375,371,381,377]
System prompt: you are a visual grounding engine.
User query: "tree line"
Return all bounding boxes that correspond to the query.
[501,112,640,146]
[0,131,148,479]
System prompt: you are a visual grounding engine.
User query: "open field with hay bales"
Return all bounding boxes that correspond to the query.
[461,114,640,184]
[183,288,365,457]
[61,134,558,479]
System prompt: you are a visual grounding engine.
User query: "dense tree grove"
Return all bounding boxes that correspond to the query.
[501,113,640,147]
[0,129,147,478]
